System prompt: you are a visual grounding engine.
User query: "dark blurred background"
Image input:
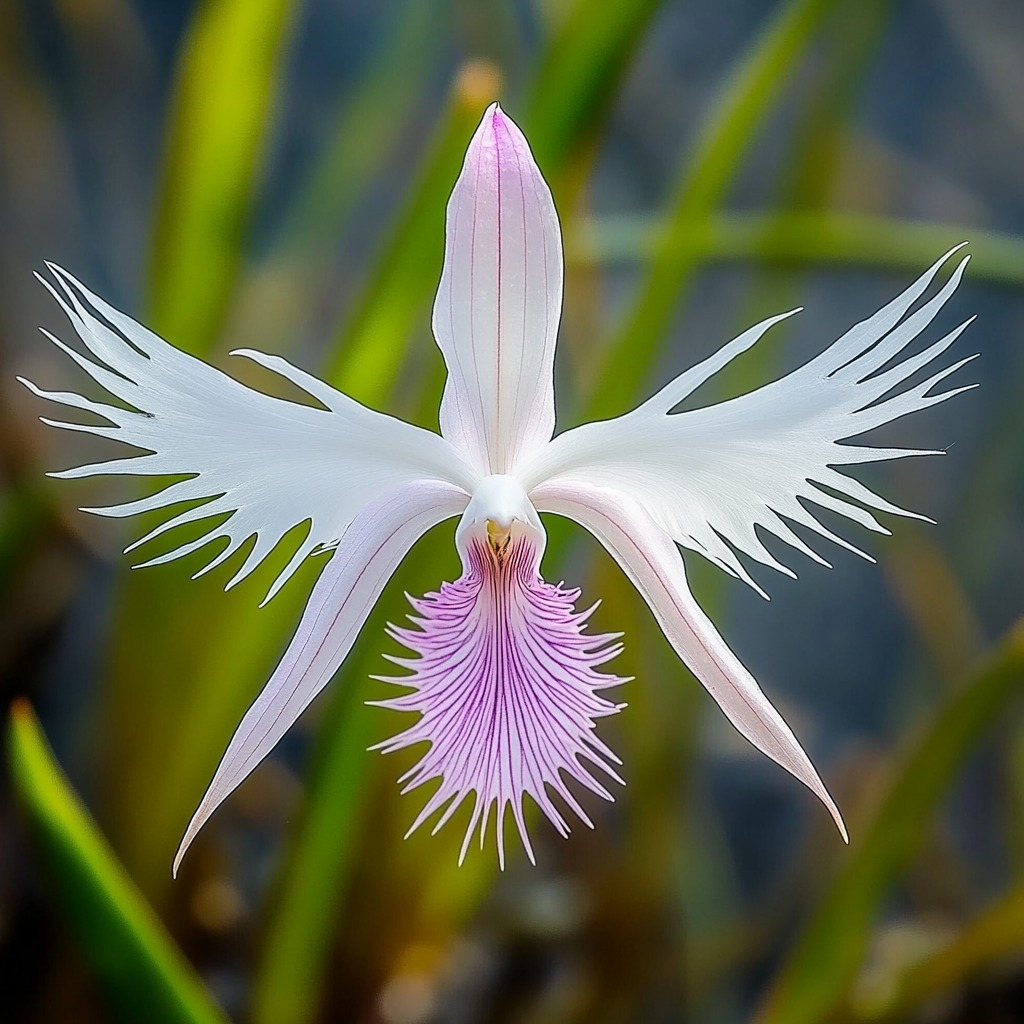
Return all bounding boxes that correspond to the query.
[2,1,1024,1022]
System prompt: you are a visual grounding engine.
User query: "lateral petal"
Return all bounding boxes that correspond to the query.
[25,266,476,603]
[432,104,563,477]
[172,479,467,875]
[521,247,974,590]
[532,480,848,841]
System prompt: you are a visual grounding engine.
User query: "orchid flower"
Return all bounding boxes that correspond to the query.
[24,104,975,874]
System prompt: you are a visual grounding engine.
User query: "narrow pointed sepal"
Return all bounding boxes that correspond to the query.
[172,480,468,876]
[533,481,849,842]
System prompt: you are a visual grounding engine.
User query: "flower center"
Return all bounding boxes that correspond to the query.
[485,518,512,564]
[455,474,544,572]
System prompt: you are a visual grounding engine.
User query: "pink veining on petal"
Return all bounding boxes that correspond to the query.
[370,534,628,867]
[433,104,563,478]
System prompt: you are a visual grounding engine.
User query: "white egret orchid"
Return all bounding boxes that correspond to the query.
[24,104,974,873]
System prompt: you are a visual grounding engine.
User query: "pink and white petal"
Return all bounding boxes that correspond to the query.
[172,479,468,876]
[432,104,563,477]
[372,527,626,868]
[532,479,848,842]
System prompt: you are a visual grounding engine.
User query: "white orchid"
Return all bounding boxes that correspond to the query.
[24,104,974,873]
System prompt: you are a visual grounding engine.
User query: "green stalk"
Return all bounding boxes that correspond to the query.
[322,66,500,404]
[522,0,665,169]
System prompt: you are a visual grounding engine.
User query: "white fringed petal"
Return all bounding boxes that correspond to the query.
[173,479,468,875]
[24,265,476,603]
[522,246,975,594]
[432,104,563,478]
[533,480,847,840]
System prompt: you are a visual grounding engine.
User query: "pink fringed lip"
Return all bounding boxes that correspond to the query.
[371,534,628,867]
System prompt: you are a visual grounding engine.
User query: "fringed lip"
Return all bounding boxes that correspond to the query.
[370,525,628,868]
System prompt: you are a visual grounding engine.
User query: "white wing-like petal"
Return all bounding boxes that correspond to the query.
[522,247,975,593]
[532,480,847,839]
[432,104,563,478]
[173,479,468,875]
[24,265,475,602]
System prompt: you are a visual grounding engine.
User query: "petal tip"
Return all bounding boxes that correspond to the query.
[837,815,850,844]
[471,101,529,161]
[171,837,189,879]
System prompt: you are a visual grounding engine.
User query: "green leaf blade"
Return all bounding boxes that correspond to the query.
[755,621,1024,1024]
[323,62,501,405]
[148,0,298,352]
[523,0,666,170]
[587,0,834,420]
[7,700,228,1024]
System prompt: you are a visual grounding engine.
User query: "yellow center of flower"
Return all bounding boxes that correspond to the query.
[486,520,512,563]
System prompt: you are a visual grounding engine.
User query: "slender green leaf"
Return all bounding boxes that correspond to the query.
[7,700,228,1024]
[148,0,297,351]
[522,0,665,169]
[706,0,890,400]
[272,0,441,259]
[755,620,1024,1024]
[588,0,834,420]
[573,210,1024,287]
[322,64,501,404]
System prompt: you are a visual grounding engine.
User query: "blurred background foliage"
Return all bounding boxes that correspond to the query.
[1,0,1023,1021]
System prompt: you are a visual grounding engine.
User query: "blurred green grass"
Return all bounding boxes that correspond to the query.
[7,700,228,1024]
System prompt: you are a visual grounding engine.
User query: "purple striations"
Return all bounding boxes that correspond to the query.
[371,535,628,867]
